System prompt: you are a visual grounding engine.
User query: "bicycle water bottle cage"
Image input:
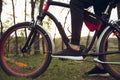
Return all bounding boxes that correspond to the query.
[84,12,102,31]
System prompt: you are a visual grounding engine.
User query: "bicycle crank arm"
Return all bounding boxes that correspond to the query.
[93,58,120,65]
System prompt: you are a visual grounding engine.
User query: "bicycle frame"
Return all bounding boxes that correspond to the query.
[23,0,120,58]
[38,1,101,52]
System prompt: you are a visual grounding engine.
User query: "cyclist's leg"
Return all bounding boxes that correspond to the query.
[70,0,92,46]
[69,0,94,52]
[52,0,92,60]
[94,0,110,37]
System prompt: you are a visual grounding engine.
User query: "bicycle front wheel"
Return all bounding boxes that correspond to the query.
[0,22,53,78]
[98,21,120,79]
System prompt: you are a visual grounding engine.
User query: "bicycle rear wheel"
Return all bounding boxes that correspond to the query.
[0,22,53,78]
[98,20,120,79]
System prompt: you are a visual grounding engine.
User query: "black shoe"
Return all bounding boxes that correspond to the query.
[85,66,110,76]
[51,46,84,60]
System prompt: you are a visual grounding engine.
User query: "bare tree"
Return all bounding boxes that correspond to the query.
[11,0,18,54]
[0,0,3,37]
[24,0,27,21]
[24,0,28,41]
[11,0,16,24]
[0,0,2,15]
[31,0,37,21]
[117,3,120,19]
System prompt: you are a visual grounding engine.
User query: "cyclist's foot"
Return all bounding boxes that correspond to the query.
[51,45,85,60]
[85,66,110,77]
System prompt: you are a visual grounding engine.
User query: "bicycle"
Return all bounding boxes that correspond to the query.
[0,0,120,79]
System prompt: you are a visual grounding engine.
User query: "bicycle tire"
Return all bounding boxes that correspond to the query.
[0,22,53,78]
[97,20,120,79]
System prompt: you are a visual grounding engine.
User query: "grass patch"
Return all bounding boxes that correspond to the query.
[0,58,115,80]
[0,37,117,80]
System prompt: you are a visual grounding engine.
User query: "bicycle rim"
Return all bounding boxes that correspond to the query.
[99,27,120,79]
[0,22,52,78]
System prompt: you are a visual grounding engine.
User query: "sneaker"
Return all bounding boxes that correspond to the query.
[51,46,84,60]
[85,66,110,76]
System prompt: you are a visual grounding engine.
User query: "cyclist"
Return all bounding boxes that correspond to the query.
[52,0,114,76]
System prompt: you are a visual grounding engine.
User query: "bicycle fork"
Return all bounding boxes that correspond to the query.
[21,23,37,53]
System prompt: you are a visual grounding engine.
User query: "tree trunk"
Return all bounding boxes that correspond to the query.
[11,0,18,54]
[24,0,27,21]
[24,0,27,40]
[117,3,120,19]
[31,0,37,21]
[0,0,3,37]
